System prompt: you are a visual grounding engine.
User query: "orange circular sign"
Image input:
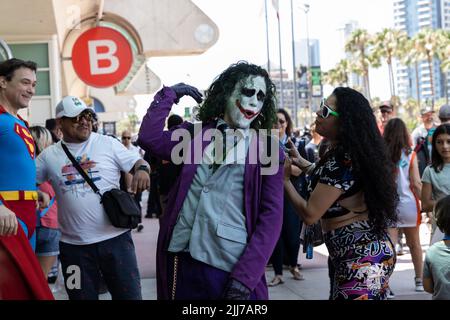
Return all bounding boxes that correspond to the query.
[72,26,133,88]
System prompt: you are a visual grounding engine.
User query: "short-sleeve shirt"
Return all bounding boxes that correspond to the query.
[38,181,58,229]
[36,132,140,245]
[421,164,450,201]
[307,151,361,219]
[423,241,450,300]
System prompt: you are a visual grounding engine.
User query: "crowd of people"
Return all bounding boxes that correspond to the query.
[1,58,449,301]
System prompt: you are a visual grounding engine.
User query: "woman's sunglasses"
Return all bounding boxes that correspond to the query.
[319,98,340,119]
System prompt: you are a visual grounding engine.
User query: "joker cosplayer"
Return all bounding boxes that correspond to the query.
[138,62,284,300]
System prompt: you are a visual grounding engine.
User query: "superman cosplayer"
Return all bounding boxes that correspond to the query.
[0,105,53,299]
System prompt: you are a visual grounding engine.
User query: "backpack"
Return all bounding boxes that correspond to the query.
[414,136,430,177]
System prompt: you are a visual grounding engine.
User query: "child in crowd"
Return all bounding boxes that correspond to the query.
[29,126,61,279]
[423,195,450,299]
[421,124,450,244]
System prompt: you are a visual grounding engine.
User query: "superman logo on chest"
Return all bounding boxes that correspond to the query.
[14,122,35,159]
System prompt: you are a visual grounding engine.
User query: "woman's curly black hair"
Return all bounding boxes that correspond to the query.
[332,87,398,235]
[197,61,277,130]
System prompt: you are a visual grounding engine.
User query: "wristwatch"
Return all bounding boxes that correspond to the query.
[136,165,150,174]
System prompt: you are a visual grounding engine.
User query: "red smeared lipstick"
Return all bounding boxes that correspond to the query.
[236,100,260,119]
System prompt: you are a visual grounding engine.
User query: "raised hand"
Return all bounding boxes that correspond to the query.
[286,138,301,160]
[170,83,203,104]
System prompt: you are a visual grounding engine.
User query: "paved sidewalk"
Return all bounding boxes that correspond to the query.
[51,208,433,300]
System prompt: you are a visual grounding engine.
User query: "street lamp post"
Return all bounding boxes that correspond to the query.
[290,0,299,128]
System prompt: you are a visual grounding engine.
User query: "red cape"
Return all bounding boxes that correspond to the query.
[0,198,54,300]
[0,230,54,300]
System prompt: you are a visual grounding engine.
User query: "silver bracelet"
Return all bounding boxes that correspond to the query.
[303,163,316,175]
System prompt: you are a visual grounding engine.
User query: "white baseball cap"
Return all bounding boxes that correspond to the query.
[55,96,92,119]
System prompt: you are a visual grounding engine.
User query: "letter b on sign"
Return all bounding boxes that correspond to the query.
[72,26,133,88]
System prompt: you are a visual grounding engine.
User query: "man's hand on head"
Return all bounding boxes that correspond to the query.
[170,83,203,104]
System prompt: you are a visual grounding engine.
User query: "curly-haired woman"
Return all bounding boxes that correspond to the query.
[284,87,398,300]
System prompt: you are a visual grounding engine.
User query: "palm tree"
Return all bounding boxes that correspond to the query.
[335,59,351,87]
[323,59,352,88]
[401,37,422,106]
[322,68,341,87]
[345,29,373,99]
[403,98,420,131]
[412,28,439,109]
[370,28,409,98]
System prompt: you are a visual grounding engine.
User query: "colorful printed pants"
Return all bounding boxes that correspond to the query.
[324,220,396,300]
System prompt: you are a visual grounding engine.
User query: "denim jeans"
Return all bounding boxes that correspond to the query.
[59,231,142,300]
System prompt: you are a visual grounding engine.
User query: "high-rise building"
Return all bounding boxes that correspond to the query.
[338,20,364,89]
[394,0,448,103]
[295,39,320,67]
[294,39,322,103]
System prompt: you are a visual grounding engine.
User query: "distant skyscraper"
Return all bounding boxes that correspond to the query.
[295,39,320,67]
[338,20,364,89]
[295,39,321,97]
[394,0,448,103]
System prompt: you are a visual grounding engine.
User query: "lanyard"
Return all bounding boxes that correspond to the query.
[39,197,55,218]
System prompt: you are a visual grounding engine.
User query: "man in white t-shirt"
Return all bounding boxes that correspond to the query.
[36,96,150,300]
[412,106,438,177]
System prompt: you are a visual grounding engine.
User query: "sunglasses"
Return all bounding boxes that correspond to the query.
[319,99,340,118]
[64,111,94,124]
[277,118,286,124]
[122,136,131,140]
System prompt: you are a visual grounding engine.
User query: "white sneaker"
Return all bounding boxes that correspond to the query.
[415,278,424,292]
[395,243,404,256]
[386,287,395,299]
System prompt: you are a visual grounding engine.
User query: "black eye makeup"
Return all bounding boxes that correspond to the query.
[257,90,265,102]
[241,88,256,97]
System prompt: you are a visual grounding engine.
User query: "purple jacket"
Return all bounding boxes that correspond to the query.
[138,87,284,300]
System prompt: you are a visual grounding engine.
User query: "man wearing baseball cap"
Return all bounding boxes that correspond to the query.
[378,101,394,134]
[36,95,151,300]
[438,104,450,124]
[411,105,437,177]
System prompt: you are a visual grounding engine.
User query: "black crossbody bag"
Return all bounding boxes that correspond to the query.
[61,143,141,229]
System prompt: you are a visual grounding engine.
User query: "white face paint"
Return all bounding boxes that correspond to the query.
[224,75,266,129]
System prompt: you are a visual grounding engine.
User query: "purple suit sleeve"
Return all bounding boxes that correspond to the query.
[137,86,184,161]
[231,149,285,292]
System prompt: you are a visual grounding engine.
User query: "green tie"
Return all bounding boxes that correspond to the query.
[212,123,230,173]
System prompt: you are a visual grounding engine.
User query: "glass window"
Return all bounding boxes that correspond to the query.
[9,43,49,68]
[9,43,51,96]
[35,71,50,96]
